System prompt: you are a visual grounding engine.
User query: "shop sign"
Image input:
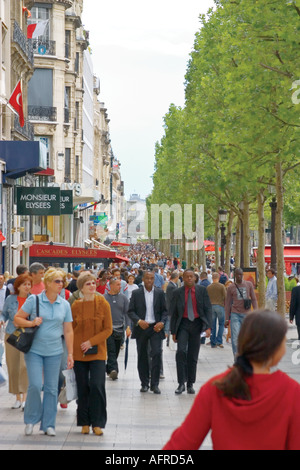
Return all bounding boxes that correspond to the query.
[16,187,61,216]
[60,190,73,215]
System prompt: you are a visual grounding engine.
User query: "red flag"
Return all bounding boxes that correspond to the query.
[22,6,31,17]
[9,81,24,127]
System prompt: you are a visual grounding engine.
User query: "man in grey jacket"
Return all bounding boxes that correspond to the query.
[104,278,130,380]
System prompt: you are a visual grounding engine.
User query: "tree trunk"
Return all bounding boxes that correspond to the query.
[242,198,250,268]
[275,162,285,317]
[225,210,235,276]
[235,219,241,268]
[257,188,266,308]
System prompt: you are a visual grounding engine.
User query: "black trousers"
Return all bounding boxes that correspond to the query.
[176,317,203,386]
[74,360,107,428]
[106,330,124,374]
[136,326,162,388]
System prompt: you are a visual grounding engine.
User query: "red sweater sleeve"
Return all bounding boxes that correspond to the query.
[163,382,213,450]
[286,386,300,450]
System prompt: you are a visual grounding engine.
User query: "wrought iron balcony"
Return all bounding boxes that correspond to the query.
[32,38,56,56]
[28,106,57,122]
[12,21,34,66]
[13,116,35,141]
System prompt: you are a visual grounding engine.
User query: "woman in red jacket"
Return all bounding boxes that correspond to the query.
[163,310,300,450]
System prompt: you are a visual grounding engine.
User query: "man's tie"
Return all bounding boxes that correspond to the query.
[187,289,194,322]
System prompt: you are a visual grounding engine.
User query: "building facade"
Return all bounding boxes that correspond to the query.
[0,0,126,274]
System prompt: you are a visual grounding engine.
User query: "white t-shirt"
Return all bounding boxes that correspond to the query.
[127,283,139,300]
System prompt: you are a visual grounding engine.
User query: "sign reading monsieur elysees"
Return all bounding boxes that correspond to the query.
[16,187,73,216]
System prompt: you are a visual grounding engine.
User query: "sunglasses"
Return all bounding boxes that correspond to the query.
[53,280,64,284]
[84,281,96,286]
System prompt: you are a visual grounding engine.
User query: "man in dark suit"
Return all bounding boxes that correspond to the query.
[165,272,179,346]
[170,269,212,395]
[289,284,300,339]
[128,271,168,394]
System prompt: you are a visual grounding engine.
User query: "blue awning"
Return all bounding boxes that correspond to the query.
[0,141,47,181]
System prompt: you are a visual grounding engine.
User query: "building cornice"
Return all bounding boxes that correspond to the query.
[31,0,73,10]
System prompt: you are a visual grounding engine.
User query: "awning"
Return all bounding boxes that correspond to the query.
[0,141,47,180]
[253,245,300,263]
[36,167,55,176]
[29,243,129,264]
[113,255,130,263]
[110,241,131,247]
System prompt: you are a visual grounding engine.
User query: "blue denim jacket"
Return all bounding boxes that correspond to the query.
[0,295,20,334]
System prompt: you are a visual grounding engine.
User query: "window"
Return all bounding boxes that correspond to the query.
[64,86,70,123]
[65,148,71,181]
[65,30,71,58]
[28,6,50,40]
[35,136,51,168]
[75,155,79,182]
[75,101,79,130]
[28,69,53,107]
[75,52,79,73]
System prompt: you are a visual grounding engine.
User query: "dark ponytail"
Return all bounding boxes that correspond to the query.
[214,310,287,401]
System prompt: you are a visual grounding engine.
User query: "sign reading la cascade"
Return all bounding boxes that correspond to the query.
[16,187,73,216]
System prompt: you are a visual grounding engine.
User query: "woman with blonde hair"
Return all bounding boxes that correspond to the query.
[72,271,112,436]
[1,274,33,410]
[14,267,74,437]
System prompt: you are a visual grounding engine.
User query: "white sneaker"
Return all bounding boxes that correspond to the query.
[25,424,34,436]
[11,400,21,409]
[45,427,56,436]
[21,402,25,411]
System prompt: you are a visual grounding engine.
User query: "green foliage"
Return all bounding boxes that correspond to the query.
[151,0,300,237]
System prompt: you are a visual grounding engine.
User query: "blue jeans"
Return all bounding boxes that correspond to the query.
[230,312,246,357]
[211,305,225,346]
[24,351,62,431]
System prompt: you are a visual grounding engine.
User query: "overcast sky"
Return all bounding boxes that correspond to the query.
[82,0,215,200]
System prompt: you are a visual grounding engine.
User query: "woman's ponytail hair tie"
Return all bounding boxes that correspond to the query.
[234,354,253,376]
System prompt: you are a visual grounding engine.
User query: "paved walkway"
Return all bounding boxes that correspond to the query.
[0,319,299,450]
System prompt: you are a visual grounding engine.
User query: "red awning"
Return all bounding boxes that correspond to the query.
[113,255,130,263]
[35,167,55,176]
[253,245,300,263]
[110,241,131,247]
[29,244,130,263]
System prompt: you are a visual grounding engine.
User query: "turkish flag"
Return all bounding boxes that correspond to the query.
[8,81,24,127]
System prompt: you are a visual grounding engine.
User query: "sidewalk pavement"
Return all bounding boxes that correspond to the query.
[0,318,299,450]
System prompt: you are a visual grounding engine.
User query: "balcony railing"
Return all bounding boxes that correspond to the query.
[12,21,34,66]
[13,116,34,141]
[28,106,57,122]
[32,38,56,56]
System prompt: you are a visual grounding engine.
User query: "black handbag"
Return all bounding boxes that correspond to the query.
[6,295,39,354]
[83,345,98,356]
[235,284,252,310]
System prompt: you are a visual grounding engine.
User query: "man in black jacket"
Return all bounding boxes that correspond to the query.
[170,269,212,395]
[128,271,168,394]
[289,284,300,339]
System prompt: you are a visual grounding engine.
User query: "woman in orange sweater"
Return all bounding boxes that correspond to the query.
[163,310,300,450]
[72,271,112,436]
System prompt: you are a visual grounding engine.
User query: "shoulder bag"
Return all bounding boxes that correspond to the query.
[6,295,40,354]
[235,284,252,310]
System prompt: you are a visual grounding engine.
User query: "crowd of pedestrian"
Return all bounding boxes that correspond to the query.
[0,243,299,449]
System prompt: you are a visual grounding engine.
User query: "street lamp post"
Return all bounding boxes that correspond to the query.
[218,209,228,268]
